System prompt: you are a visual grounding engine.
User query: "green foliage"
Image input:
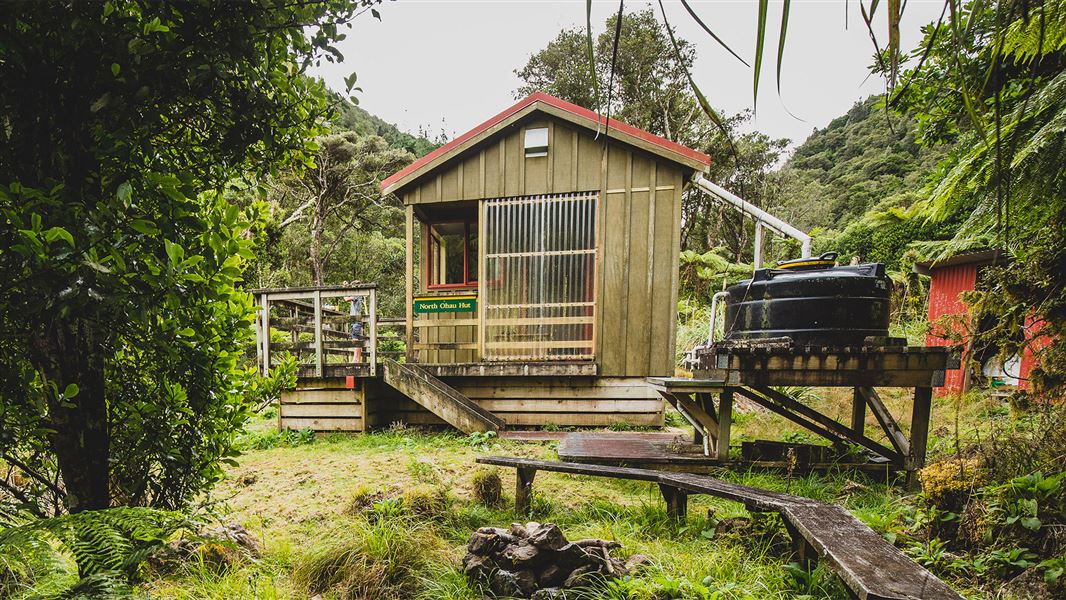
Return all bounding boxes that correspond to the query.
[776,97,948,233]
[237,428,316,451]
[330,92,439,158]
[258,131,414,298]
[0,0,379,511]
[0,507,188,599]
[893,0,1066,396]
[986,471,1065,535]
[461,431,498,450]
[678,249,753,302]
[246,357,298,413]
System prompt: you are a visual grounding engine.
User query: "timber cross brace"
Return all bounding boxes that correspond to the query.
[650,344,955,486]
[652,383,935,486]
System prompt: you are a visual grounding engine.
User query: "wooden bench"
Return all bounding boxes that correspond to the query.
[477,456,961,600]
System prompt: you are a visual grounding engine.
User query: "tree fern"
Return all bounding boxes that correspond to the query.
[0,507,189,599]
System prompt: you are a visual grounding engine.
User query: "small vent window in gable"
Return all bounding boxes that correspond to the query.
[524,127,548,158]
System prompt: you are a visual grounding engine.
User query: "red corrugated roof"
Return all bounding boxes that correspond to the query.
[380,91,711,194]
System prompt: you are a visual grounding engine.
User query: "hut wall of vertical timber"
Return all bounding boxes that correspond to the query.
[396,112,694,378]
[370,93,710,428]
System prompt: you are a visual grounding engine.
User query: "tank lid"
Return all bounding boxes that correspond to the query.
[775,252,838,271]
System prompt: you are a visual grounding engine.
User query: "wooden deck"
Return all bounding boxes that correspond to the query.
[556,431,898,477]
[557,432,719,470]
[478,456,962,600]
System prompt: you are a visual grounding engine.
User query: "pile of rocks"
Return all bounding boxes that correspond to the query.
[463,522,650,599]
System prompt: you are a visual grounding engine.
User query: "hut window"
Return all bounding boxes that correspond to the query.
[427,219,478,288]
[524,127,548,157]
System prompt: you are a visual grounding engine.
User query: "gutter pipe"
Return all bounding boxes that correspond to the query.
[692,174,812,258]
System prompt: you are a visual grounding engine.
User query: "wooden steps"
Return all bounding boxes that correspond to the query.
[382,359,505,433]
[478,456,962,600]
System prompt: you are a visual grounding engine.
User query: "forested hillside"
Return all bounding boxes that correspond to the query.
[248,95,436,316]
[775,97,947,231]
[772,97,960,269]
[331,97,438,159]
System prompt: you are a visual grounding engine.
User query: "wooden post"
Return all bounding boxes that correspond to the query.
[717,390,733,461]
[313,290,323,378]
[405,205,414,361]
[515,467,537,514]
[907,387,933,488]
[477,199,486,361]
[658,484,688,521]
[783,520,818,567]
[260,293,271,377]
[255,293,264,375]
[851,387,866,435]
[368,288,378,377]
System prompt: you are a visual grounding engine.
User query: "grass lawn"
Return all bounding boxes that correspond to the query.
[139,389,1000,599]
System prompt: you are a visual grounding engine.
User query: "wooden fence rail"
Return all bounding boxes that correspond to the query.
[252,284,380,378]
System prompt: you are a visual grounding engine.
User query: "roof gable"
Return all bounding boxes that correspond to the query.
[380,92,711,196]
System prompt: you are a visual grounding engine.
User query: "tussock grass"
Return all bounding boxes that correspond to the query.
[291,516,445,600]
[470,467,502,506]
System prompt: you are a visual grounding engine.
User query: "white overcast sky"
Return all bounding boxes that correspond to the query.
[311,0,944,150]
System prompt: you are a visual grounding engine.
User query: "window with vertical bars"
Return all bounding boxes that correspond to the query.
[482,192,597,361]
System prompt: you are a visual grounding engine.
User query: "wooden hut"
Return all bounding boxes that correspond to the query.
[258,92,711,432]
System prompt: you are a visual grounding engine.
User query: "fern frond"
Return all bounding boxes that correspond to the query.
[0,507,189,599]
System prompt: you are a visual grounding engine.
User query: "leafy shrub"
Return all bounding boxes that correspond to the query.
[920,457,986,512]
[0,507,188,599]
[406,456,442,485]
[986,471,1065,537]
[345,484,388,517]
[461,431,498,450]
[237,427,315,451]
[470,468,502,507]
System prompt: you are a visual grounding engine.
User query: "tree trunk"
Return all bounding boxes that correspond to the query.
[29,320,110,512]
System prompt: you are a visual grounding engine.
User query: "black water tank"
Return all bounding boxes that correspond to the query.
[723,256,890,347]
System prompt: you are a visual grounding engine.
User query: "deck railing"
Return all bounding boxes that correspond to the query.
[252,285,384,378]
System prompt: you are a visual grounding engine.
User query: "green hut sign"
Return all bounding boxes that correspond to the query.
[413,296,476,314]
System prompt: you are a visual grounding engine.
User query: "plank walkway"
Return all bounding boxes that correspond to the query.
[477,456,961,600]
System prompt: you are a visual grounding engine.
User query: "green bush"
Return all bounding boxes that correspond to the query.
[237,428,315,451]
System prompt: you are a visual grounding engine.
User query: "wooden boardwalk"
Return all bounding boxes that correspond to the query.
[478,456,962,600]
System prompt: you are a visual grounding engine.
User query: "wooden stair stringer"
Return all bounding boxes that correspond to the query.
[382,359,505,433]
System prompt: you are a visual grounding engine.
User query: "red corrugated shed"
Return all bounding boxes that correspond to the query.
[917,249,1049,394]
[924,263,978,394]
[1020,315,1050,389]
